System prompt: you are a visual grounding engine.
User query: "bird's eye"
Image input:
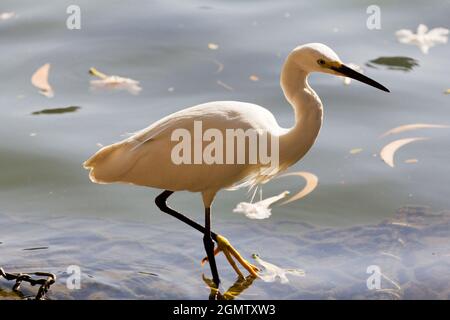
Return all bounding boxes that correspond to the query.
[317,59,326,66]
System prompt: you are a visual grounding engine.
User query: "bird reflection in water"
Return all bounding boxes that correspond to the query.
[202,274,257,300]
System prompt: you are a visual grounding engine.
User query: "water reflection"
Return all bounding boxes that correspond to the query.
[31,106,81,115]
[2,0,450,230]
[1,2,450,301]
[1,205,449,300]
[203,274,257,300]
[366,56,419,72]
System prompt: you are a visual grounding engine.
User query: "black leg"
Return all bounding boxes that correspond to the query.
[155,190,218,241]
[203,207,220,286]
[155,191,221,286]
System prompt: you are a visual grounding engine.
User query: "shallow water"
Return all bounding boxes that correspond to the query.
[1,207,449,299]
[0,0,449,299]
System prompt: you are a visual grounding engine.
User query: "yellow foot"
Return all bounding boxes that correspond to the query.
[201,235,259,278]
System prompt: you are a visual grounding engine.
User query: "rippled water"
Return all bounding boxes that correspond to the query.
[0,0,449,299]
[1,207,449,299]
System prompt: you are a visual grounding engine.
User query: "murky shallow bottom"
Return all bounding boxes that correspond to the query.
[1,206,449,300]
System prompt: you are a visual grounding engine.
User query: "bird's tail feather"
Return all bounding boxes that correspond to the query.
[83,141,137,184]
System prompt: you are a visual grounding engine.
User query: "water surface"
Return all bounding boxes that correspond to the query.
[0,0,449,299]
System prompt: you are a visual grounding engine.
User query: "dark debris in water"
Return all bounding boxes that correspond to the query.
[366,56,419,72]
[23,246,49,251]
[138,271,159,277]
[31,106,81,115]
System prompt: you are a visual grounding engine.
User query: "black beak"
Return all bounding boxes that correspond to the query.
[331,64,390,92]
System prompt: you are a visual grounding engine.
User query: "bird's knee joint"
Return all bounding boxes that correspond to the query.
[155,196,167,211]
[155,191,173,211]
[203,236,214,248]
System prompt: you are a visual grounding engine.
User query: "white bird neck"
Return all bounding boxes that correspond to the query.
[279,59,323,168]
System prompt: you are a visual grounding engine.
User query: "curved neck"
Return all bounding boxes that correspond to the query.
[279,58,323,168]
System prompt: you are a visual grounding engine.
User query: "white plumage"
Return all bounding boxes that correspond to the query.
[83,43,388,284]
[84,43,389,207]
[85,101,291,205]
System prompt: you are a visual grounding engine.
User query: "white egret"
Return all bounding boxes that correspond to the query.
[84,43,389,286]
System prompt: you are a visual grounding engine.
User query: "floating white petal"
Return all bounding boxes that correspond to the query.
[208,43,219,50]
[233,191,289,220]
[0,12,15,20]
[380,137,427,168]
[396,24,449,54]
[252,254,305,284]
[89,67,142,95]
[31,63,54,98]
[381,123,449,137]
[279,171,318,205]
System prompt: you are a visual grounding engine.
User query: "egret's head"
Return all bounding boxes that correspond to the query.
[290,43,389,92]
